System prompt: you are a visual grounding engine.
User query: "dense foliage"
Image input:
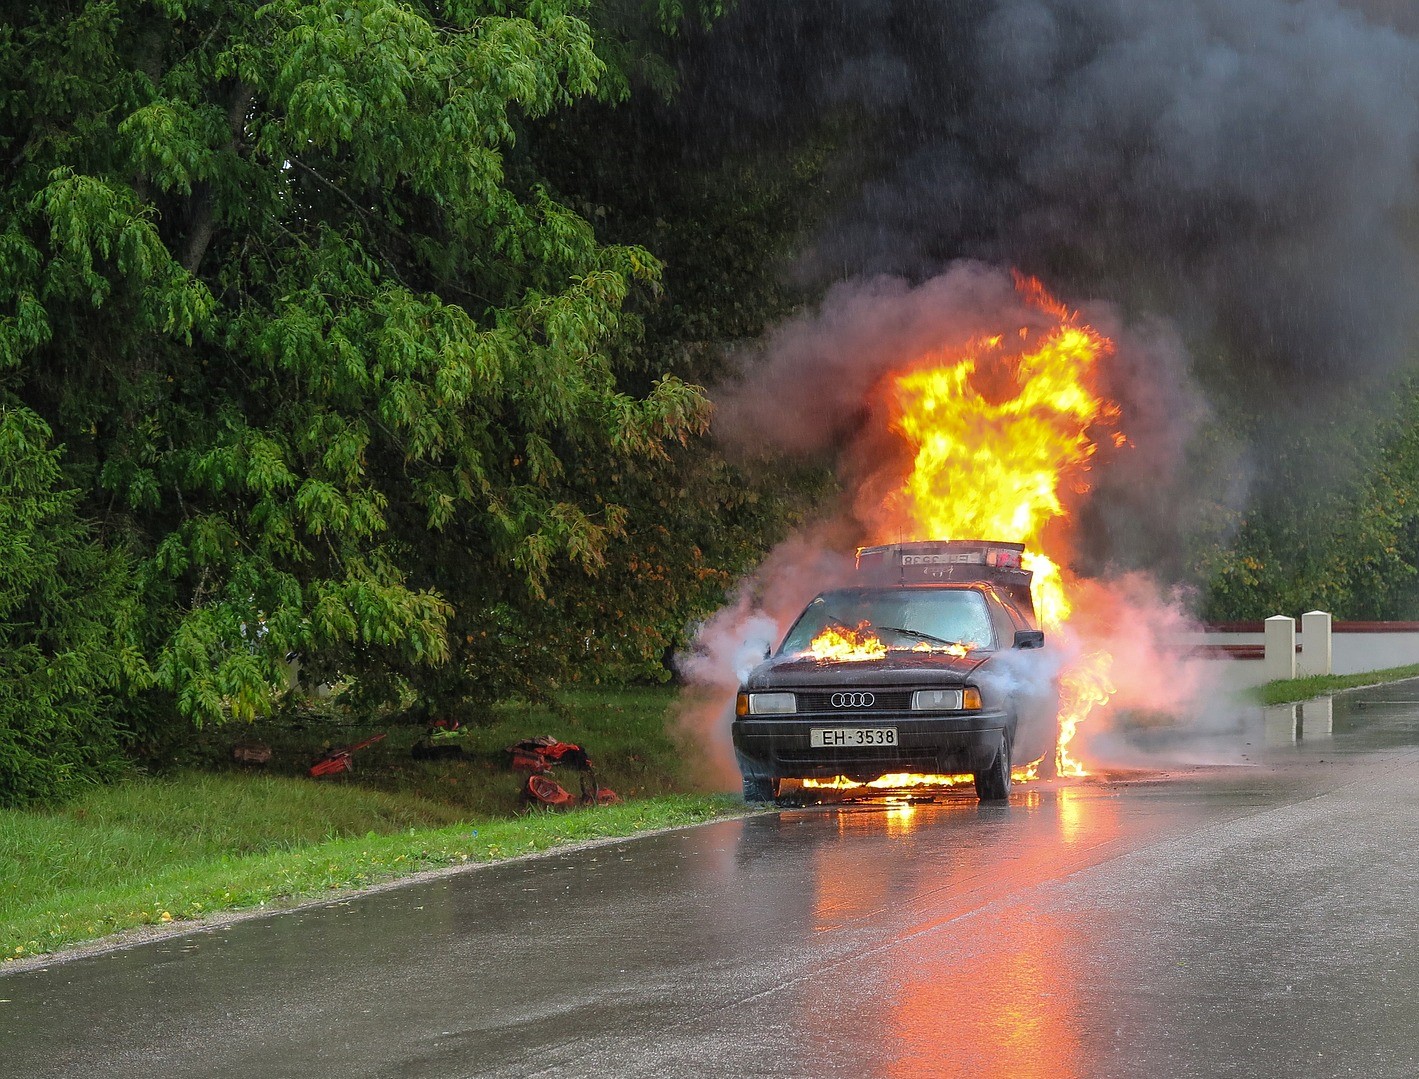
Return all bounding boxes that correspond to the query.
[1198,385,1419,622]
[0,0,806,801]
[0,408,143,805]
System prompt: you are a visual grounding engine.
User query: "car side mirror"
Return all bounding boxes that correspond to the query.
[1013,629,1045,650]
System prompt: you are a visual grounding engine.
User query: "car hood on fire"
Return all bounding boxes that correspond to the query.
[743,649,991,690]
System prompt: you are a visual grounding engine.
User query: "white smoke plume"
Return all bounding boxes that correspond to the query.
[672,534,855,788]
[1062,574,1251,767]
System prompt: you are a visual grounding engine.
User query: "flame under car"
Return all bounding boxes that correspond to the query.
[732,541,1056,803]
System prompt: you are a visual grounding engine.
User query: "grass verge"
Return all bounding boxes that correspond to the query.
[1,781,741,961]
[1255,665,1419,705]
[2,687,747,962]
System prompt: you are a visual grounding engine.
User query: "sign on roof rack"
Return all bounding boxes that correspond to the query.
[855,541,1036,617]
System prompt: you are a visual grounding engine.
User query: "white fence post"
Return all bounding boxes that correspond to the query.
[1300,610,1333,677]
[1264,615,1296,682]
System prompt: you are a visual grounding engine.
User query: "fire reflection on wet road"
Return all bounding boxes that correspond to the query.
[794,795,1101,1079]
[789,788,1122,1079]
[6,685,1419,1078]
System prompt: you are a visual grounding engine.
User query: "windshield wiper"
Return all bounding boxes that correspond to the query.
[875,625,958,647]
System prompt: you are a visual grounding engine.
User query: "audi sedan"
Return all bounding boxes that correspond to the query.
[732,543,1056,803]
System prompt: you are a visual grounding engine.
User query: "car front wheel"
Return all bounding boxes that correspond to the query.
[742,774,781,803]
[974,735,1012,802]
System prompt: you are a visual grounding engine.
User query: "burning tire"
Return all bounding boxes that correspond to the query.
[973,733,1011,802]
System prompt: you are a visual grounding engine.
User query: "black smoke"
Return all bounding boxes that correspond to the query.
[679,0,1419,386]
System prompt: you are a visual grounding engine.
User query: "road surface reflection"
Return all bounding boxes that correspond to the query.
[788,787,1124,1076]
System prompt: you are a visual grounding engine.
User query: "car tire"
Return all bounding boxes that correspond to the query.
[974,734,1012,802]
[742,774,780,803]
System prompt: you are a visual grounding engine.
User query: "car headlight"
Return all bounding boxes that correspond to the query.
[911,689,962,711]
[738,692,796,715]
[911,688,982,711]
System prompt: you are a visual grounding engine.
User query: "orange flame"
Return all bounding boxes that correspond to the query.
[1056,652,1115,777]
[802,768,1037,791]
[872,275,1121,775]
[806,622,975,662]
[911,640,972,658]
[808,622,888,662]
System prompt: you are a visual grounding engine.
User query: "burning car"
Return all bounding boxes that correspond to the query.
[732,540,1056,803]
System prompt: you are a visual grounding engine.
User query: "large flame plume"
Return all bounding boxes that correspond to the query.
[870,274,1122,777]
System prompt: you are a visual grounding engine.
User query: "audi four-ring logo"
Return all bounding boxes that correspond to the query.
[831,692,875,708]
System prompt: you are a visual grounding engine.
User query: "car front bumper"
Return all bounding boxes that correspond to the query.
[732,711,1011,782]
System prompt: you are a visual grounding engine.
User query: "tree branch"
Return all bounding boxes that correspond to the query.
[181,82,254,275]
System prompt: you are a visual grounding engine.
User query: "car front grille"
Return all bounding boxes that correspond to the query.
[795,689,914,714]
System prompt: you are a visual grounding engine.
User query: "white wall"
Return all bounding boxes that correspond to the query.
[1180,624,1419,694]
[1332,632,1419,675]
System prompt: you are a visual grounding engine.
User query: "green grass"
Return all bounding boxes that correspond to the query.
[1,687,748,961]
[1255,664,1419,705]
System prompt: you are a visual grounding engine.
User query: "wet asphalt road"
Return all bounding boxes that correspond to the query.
[6,685,1419,1079]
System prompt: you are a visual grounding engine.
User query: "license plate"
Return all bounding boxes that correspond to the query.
[810,727,898,748]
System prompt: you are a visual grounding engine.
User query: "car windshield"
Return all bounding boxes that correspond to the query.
[778,588,996,656]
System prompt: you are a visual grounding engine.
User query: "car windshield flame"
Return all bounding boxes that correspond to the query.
[780,589,994,660]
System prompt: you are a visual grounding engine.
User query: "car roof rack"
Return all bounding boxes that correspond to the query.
[855,540,1035,620]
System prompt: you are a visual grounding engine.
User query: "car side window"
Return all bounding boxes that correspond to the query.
[985,592,1019,645]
